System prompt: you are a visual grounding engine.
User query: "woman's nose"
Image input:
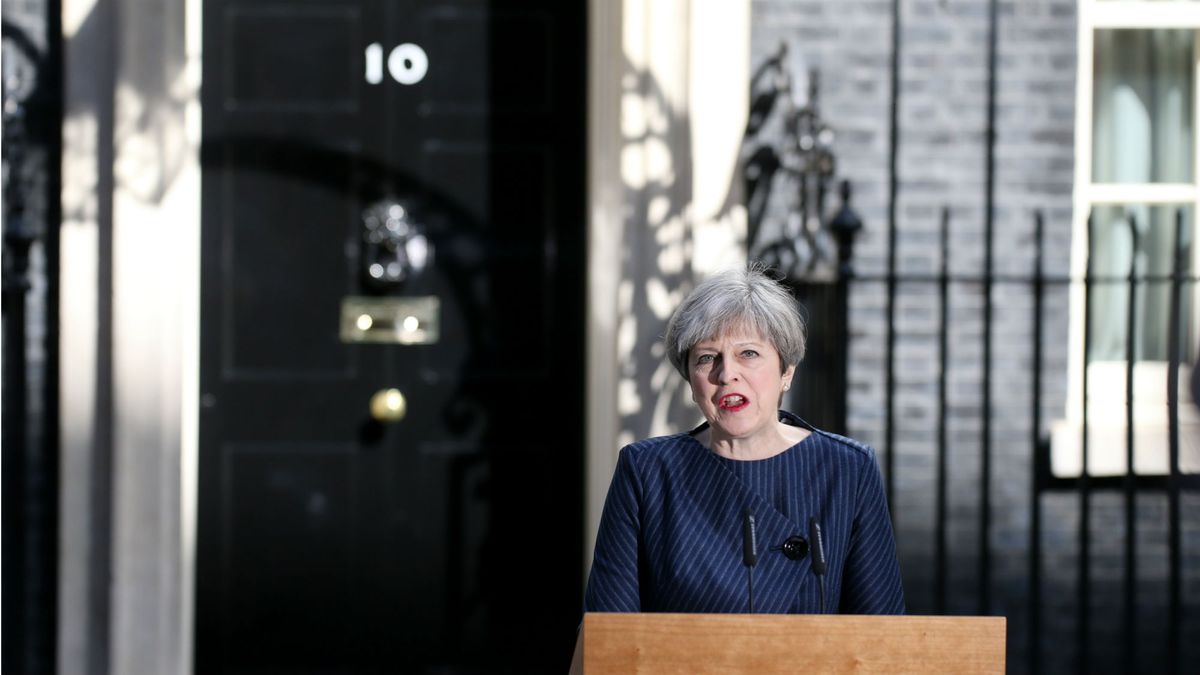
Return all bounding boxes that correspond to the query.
[715,358,739,383]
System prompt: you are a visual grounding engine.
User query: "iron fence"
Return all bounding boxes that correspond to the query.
[771,0,1200,670]
[779,200,1200,672]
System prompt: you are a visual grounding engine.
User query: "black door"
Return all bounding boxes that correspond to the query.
[196,1,586,672]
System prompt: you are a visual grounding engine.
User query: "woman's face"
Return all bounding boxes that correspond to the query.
[687,325,795,444]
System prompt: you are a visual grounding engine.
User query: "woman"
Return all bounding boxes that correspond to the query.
[584,266,904,614]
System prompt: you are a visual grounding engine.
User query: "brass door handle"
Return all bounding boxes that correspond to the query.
[369,388,407,422]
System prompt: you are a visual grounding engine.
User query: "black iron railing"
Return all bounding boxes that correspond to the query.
[747,24,1200,660]
[827,203,1200,673]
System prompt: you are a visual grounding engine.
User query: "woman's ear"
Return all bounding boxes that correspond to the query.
[782,364,796,391]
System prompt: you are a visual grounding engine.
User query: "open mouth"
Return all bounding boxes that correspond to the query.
[719,394,749,411]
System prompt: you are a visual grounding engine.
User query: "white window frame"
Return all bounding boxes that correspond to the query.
[1057,0,1200,477]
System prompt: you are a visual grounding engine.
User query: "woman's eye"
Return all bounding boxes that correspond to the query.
[741,350,759,358]
[695,354,715,365]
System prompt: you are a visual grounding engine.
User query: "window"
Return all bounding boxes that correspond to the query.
[1054,2,1200,476]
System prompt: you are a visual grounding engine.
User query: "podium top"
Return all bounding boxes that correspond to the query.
[581,612,1006,674]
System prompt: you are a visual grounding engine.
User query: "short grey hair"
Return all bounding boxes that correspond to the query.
[664,265,807,379]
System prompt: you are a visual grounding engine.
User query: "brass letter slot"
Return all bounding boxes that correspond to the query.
[340,296,440,345]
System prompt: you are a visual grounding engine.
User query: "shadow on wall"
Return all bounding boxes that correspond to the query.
[615,54,697,446]
[614,50,752,445]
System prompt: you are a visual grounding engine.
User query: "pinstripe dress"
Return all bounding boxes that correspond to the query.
[584,411,905,614]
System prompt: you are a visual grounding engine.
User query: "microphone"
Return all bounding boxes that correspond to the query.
[742,508,758,612]
[809,517,827,613]
[742,508,759,567]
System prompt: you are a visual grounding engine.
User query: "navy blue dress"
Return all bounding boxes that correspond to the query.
[584,411,905,614]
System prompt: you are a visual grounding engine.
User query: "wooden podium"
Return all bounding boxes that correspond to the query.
[573,613,1006,674]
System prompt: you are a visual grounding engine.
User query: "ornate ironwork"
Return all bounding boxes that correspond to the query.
[742,43,858,282]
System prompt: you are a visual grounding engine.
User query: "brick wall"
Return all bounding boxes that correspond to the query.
[752,0,1199,671]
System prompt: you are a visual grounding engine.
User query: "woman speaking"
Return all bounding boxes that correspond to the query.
[584,266,904,615]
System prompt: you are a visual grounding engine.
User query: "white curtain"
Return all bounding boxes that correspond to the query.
[1091,29,1192,362]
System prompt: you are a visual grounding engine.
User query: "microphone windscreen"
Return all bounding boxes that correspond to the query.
[742,508,758,568]
[809,517,827,575]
